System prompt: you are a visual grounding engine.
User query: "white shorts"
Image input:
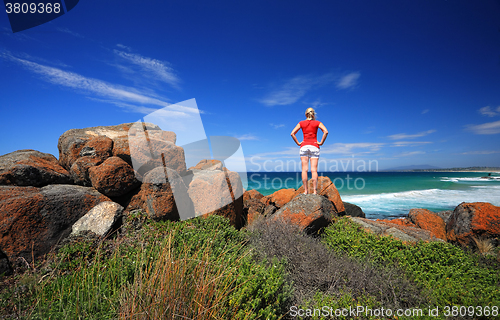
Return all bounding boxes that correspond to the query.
[300,145,320,158]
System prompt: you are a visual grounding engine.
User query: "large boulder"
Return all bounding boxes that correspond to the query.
[58,123,183,178]
[188,159,222,171]
[88,157,140,197]
[446,202,500,246]
[273,194,335,234]
[408,208,447,241]
[243,189,264,201]
[350,217,444,243]
[343,202,365,218]
[261,188,296,208]
[126,167,193,222]
[71,201,124,237]
[187,167,244,228]
[295,176,345,214]
[0,150,71,187]
[0,185,110,262]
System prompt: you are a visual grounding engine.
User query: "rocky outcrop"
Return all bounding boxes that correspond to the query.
[349,217,444,243]
[261,188,296,208]
[0,185,110,261]
[187,168,244,228]
[188,159,222,171]
[408,208,447,241]
[446,202,500,246]
[71,201,124,236]
[273,194,336,234]
[343,202,365,218]
[58,123,183,177]
[295,176,345,214]
[0,150,71,187]
[127,167,193,222]
[88,157,140,197]
[243,189,264,201]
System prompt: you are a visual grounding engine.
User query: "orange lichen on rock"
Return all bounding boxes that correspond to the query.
[409,208,447,241]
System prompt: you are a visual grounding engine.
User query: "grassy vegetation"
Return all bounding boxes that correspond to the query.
[1,214,499,319]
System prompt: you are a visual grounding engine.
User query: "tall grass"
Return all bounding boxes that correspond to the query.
[119,232,248,319]
[8,215,292,319]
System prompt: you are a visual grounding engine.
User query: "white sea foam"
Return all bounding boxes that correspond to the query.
[440,176,500,182]
[343,187,500,219]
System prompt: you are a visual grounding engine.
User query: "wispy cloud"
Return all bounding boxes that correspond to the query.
[303,98,330,109]
[114,50,180,89]
[270,123,285,129]
[461,150,500,155]
[394,151,426,157]
[387,129,436,140]
[57,27,83,38]
[116,44,132,51]
[336,72,360,89]
[235,134,259,141]
[421,109,429,114]
[259,72,356,106]
[1,52,185,112]
[391,141,432,147]
[320,142,385,155]
[465,120,500,135]
[478,106,500,117]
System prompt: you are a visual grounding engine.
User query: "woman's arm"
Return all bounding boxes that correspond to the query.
[317,122,328,146]
[291,123,302,146]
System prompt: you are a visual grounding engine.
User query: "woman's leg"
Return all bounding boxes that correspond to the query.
[310,157,319,194]
[301,156,309,194]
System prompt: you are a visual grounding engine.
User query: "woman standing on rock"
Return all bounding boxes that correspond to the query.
[291,107,328,195]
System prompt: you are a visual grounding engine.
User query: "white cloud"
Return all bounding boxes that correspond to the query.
[320,142,385,155]
[461,150,500,155]
[465,120,500,135]
[336,72,360,89]
[116,44,132,51]
[387,129,436,140]
[57,27,83,38]
[114,50,180,89]
[421,109,429,114]
[394,151,426,157]
[1,52,189,113]
[270,123,285,129]
[478,106,500,117]
[236,134,259,141]
[391,141,432,147]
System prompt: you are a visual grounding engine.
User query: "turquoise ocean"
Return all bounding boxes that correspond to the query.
[244,171,500,220]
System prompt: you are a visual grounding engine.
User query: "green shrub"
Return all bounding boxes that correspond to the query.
[322,217,500,311]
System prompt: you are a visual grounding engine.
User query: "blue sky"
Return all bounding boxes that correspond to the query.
[1,0,500,171]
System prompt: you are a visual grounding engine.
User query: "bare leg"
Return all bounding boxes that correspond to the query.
[301,156,309,194]
[310,157,319,194]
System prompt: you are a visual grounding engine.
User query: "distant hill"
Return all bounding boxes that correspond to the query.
[384,165,441,171]
[383,165,500,172]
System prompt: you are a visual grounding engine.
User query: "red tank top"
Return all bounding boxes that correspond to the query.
[299,120,320,148]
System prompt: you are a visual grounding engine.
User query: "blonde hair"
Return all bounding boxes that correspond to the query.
[305,107,316,120]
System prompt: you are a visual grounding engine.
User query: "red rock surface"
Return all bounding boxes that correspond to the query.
[446,202,500,246]
[295,176,345,213]
[243,189,264,201]
[70,156,103,186]
[127,167,191,222]
[376,218,416,227]
[0,185,110,261]
[261,188,296,208]
[408,208,447,241]
[0,150,71,187]
[273,194,335,234]
[88,156,140,197]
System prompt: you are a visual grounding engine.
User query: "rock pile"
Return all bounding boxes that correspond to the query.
[0,123,244,271]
